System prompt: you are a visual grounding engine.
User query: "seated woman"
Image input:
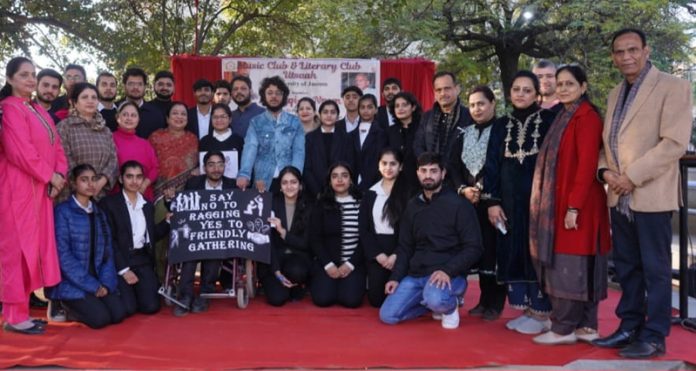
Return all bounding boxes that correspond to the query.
[112,101,159,201]
[359,148,408,308]
[49,164,127,329]
[262,166,312,306]
[99,160,170,316]
[310,162,365,308]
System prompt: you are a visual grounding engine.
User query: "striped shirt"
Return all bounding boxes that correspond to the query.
[336,195,360,261]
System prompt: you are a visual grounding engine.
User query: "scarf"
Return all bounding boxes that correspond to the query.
[64,110,107,131]
[609,61,652,220]
[428,99,462,157]
[529,99,582,268]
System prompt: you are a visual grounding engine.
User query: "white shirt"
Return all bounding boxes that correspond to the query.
[387,109,396,127]
[205,179,223,190]
[213,129,232,142]
[370,180,394,235]
[345,114,360,133]
[124,191,149,249]
[358,122,371,147]
[197,107,211,139]
[97,102,115,112]
[72,195,93,214]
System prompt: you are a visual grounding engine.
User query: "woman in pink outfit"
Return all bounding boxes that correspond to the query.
[0,57,68,334]
[112,101,159,201]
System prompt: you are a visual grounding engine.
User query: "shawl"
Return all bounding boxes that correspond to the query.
[428,99,462,157]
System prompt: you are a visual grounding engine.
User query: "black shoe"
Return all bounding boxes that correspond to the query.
[172,297,191,317]
[3,322,46,335]
[619,341,665,359]
[591,329,638,348]
[482,308,502,321]
[191,297,209,313]
[468,304,486,317]
[29,293,48,308]
[32,319,48,328]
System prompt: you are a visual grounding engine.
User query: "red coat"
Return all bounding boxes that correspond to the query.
[554,101,611,255]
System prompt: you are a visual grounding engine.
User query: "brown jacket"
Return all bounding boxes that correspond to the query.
[599,66,693,212]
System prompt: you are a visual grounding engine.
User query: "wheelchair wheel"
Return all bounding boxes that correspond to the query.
[236,287,249,309]
[245,259,256,299]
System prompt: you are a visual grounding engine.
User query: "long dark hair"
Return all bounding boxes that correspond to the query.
[276,166,307,232]
[380,148,409,227]
[318,162,362,210]
[0,56,33,100]
[388,92,422,127]
[70,163,97,182]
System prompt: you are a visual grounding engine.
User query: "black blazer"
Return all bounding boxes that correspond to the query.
[358,189,398,260]
[414,104,472,159]
[376,105,391,131]
[184,175,236,190]
[186,106,214,139]
[304,127,355,199]
[99,193,169,272]
[270,193,311,272]
[309,201,364,268]
[351,123,388,192]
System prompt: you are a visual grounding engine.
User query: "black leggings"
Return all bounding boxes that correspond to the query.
[310,261,365,308]
[62,291,127,329]
[259,253,312,306]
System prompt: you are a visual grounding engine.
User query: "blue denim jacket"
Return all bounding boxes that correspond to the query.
[47,199,118,300]
[239,110,305,186]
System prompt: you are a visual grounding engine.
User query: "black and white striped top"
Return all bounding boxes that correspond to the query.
[336,195,360,261]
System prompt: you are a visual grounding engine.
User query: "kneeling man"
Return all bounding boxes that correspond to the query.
[380,152,482,329]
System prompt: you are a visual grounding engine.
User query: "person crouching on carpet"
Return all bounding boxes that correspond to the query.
[47,164,128,329]
[379,152,482,329]
[309,162,366,308]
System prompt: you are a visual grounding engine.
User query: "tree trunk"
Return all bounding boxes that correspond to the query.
[496,44,521,106]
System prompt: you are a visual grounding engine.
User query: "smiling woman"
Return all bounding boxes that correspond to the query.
[56,82,118,202]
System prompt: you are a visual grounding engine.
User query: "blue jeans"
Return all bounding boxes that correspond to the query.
[379,275,467,325]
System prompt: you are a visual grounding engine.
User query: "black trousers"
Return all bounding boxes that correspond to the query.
[365,234,397,308]
[611,209,673,345]
[310,261,365,308]
[472,203,506,311]
[118,263,161,315]
[62,292,127,329]
[178,259,222,302]
[259,253,312,306]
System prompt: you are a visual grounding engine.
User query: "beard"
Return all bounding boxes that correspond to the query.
[233,95,251,107]
[420,178,443,191]
[266,101,284,113]
[36,93,54,104]
[98,94,116,102]
[155,92,172,100]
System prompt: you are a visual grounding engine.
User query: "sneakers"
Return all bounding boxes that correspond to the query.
[441,304,460,329]
[505,314,531,330]
[516,317,551,335]
[47,300,66,322]
[533,331,578,345]
[432,312,442,320]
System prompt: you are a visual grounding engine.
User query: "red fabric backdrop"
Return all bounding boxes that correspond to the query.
[170,55,435,110]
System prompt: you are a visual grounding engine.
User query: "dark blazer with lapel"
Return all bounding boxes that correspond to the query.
[99,193,169,272]
[184,175,236,190]
[309,200,364,268]
[304,127,356,198]
[186,106,213,139]
[376,105,390,131]
[270,193,311,272]
[351,122,388,192]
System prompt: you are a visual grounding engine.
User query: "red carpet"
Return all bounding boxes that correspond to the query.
[1,285,694,369]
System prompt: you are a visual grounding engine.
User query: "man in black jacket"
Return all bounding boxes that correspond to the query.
[379,152,482,329]
[100,161,170,316]
[173,151,236,316]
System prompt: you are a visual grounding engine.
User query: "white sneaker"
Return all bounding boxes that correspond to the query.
[516,317,551,335]
[505,314,531,330]
[47,300,66,322]
[441,305,460,329]
[432,312,442,320]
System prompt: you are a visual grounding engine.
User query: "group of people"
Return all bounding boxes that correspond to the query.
[0,27,692,360]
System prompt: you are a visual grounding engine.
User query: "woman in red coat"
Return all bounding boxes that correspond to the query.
[529,65,611,345]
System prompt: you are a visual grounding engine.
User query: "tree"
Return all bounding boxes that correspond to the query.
[439,0,692,105]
